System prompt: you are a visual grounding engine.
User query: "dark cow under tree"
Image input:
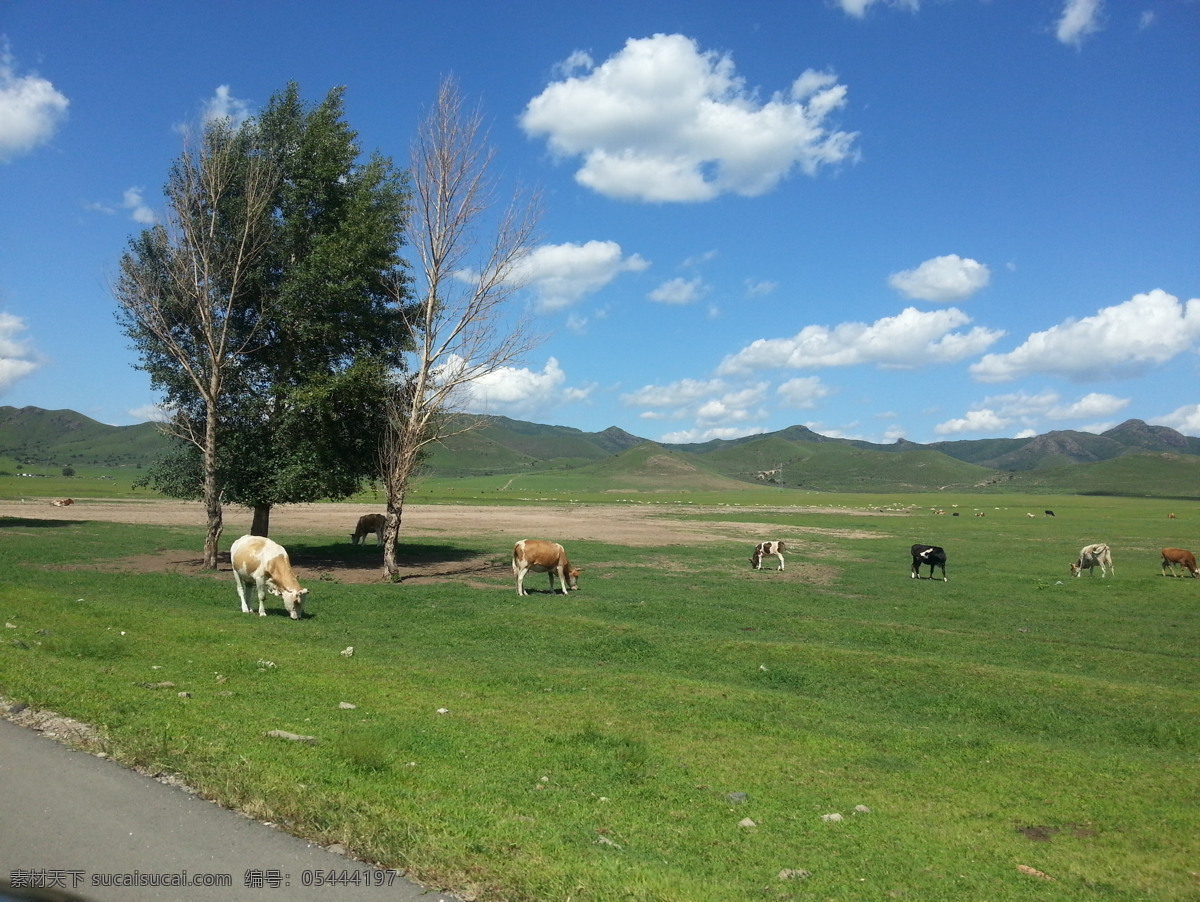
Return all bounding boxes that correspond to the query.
[910,544,947,581]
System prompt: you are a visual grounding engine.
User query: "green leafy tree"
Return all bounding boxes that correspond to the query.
[126,84,413,550]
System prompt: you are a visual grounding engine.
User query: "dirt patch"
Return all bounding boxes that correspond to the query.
[2,497,886,584]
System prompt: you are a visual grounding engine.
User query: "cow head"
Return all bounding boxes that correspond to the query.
[280,587,308,620]
[566,567,583,590]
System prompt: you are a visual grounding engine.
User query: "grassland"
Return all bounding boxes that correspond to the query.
[1,491,1198,901]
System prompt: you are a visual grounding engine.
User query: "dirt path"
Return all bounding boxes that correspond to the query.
[1,497,891,585]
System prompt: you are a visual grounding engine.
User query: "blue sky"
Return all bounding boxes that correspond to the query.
[1,0,1197,444]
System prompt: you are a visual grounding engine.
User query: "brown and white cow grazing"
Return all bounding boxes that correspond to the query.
[1070,543,1113,578]
[231,535,308,619]
[50,498,74,507]
[350,513,387,545]
[750,541,786,571]
[512,539,581,596]
[1160,547,1199,578]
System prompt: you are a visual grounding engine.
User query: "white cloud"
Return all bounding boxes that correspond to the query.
[122,187,157,224]
[888,254,991,302]
[1056,0,1104,46]
[521,34,858,202]
[970,289,1200,383]
[1157,404,1200,436]
[659,425,766,443]
[459,357,590,418]
[0,312,41,392]
[777,376,834,409]
[835,0,920,18]
[128,403,173,423]
[648,276,706,305]
[718,306,1004,374]
[933,408,1012,436]
[621,377,728,409]
[0,41,69,163]
[933,389,1130,436]
[202,85,253,128]
[1138,10,1157,31]
[622,377,771,433]
[745,279,778,298]
[516,240,649,312]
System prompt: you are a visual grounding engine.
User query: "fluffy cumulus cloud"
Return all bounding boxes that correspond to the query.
[459,357,590,419]
[521,34,858,202]
[621,377,771,441]
[718,307,1004,375]
[1056,0,1104,46]
[648,276,706,305]
[202,85,253,128]
[835,0,920,18]
[933,389,1130,435]
[1158,404,1200,435]
[0,41,69,162]
[777,376,834,409]
[970,289,1200,383]
[122,187,157,224]
[0,312,41,392]
[515,241,649,312]
[888,255,991,302]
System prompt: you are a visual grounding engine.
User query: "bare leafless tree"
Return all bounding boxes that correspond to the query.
[380,77,541,578]
[114,123,278,568]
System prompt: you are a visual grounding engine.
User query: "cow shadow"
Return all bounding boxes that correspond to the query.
[295,541,484,575]
[0,516,84,529]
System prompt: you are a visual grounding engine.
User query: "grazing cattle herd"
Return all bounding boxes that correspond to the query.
[209,507,1193,619]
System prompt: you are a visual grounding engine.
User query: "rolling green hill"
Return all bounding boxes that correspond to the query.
[3,405,1198,497]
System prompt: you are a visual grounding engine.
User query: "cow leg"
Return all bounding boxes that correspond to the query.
[255,578,268,616]
[234,574,253,614]
[556,565,569,595]
[775,552,785,571]
[516,564,528,596]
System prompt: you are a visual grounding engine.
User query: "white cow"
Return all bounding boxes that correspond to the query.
[749,541,786,571]
[1070,543,1114,578]
[512,539,582,596]
[231,535,308,619]
[350,513,387,545]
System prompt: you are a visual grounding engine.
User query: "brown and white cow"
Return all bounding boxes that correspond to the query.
[1160,547,1199,578]
[350,513,387,545]
[1070,543,1113,578]
[50,498,74,507]
[512,539,581,596]
[231,535,308,619]
[749,541,786,571]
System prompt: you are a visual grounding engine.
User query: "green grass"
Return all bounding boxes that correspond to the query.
[1,499,1198,901]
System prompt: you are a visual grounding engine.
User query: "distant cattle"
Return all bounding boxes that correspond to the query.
[1160,547,1199,578]
[1168,513,1177,519]
[910,544,947,581]
[1027,513,1036,518]
[231,535,308,619]
[350,513,387,545]
[750,541,786,571]
[50,498,74,507]
[1070,543,1113,578]
[975,512,986,517]
[512,539,582,596]
[1044,510,1055,517]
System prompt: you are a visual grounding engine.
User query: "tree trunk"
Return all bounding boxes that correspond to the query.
[250,503,271,537]
[382,493,406,579]
[201,405,223,569]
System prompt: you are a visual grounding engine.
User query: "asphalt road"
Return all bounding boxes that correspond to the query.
[0,719,458,902]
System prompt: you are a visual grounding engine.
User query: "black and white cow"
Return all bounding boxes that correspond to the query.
[910,544,947,581]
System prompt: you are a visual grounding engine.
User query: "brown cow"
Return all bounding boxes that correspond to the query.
[749,541,786,571]
[231,535,308,619]
[512,539,581,596]
[350,513,387,545]
[1160,547,1199,578]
